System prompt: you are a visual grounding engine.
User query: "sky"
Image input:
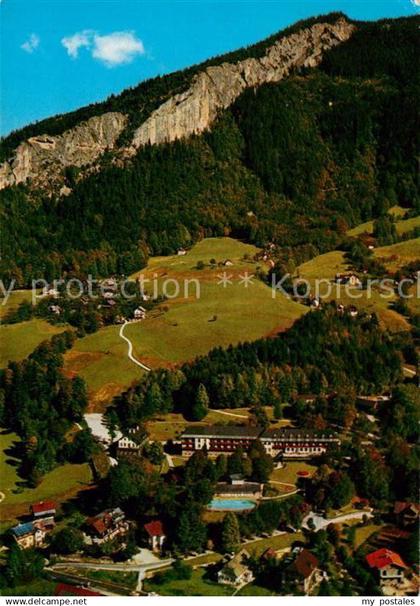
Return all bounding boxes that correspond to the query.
[1,0,419,136]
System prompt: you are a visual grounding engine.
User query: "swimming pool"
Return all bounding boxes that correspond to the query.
[208,498,257,511]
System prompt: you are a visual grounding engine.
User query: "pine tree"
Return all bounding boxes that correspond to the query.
[221,512,241,553]
[192,383,209,421]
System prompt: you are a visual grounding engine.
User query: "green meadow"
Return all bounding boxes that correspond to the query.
[0,431,92,524]
[298,251,410,332]
[0,319,66,368]
[65,238,305,407]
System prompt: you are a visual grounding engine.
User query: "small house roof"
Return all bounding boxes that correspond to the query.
[366,548,407,570]
[32,500,57,515]
[12,522,34,537]
[144,520,165,537]
[289,549,319,579]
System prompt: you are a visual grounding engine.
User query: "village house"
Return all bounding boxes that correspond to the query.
[116,427,146,458]
[177,248,187,256]
[144,520,166,552]
[282,548,324,595]
[180,425,339,458]
[223,259,234,267]
[394,502,420,528]
[86,508,130,545]
[11,517,55,550]
[217,549,254,587]
[31,500,57,519]
[134,306,147,320]
[215,474,262,498]
[366,548,407,587]
[335,273,362,288]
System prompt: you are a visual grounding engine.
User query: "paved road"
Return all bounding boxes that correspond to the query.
[302,510,372,532]
[119,321,151,372]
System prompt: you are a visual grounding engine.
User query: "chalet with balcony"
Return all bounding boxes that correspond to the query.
[366,548,407,586]
[217,550,254,586]
[282,548,324,595]
[86,508,130,545]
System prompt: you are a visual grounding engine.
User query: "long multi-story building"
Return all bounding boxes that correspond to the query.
[180,425,339,458]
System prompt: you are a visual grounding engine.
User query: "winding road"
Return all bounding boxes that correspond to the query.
[119,321,151,372]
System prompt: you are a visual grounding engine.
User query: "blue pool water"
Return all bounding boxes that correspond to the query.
[208,498,256,511]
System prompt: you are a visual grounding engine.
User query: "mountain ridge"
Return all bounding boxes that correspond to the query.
[0,16,354,192]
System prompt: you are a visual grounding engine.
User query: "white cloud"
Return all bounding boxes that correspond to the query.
[61,30,92,59]
[21,33,40,53]
[61,30,145,67]
[410,0,420,6]
[92,32,145,67]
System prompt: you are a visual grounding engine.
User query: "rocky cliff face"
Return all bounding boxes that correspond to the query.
[129,19,354,149]
[0,112,127,192]
[0,18,354,192]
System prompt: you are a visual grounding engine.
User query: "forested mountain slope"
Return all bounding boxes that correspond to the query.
[0,14,418,286]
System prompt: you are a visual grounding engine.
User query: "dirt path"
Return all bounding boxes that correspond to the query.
[119,321,151,372]
[211,409,248,420]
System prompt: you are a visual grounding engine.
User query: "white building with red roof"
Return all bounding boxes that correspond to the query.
[366,548,407,586]
[144,520,166,552]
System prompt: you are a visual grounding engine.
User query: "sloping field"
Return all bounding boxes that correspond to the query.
[65,238,305,408]
[373,238,420,272]
[298,251,410,332]
[0,319,67,367]
[0,430,92,524]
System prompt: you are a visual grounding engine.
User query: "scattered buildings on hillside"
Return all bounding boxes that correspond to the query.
[180,425,339,458]
[134,306,147,320]
[217,549,254,586]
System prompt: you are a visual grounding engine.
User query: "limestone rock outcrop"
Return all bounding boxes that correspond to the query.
[130,19,354,149]
[0,112,127,190]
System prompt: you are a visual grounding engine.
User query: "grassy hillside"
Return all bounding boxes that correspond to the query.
[298,250,410,332]
[0,430,92,524]
[373,238,420,272]
[0,319,67,367]
[64,238,305,407]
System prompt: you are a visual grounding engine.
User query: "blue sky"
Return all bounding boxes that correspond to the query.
[1,0,418,136]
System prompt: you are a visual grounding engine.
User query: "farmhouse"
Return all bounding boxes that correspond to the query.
[335,273,362,288]
[394,502,420,528]
[11,517,54,550]
[217,549,254,586]
[116,427,147,458]
[144,520,166,552]
[282,548,324,595]
[86,508,130,545]
[180,425,339,458]
[31,500,57,518]
[366,548,407,586]
[134,306,147,320]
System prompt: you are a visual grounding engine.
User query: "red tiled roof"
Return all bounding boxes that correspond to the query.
[290,549,319,579]
[366,548,407,570]
[31,500,56,514]
[394,501,420,515]
[54,583,103,597]
[144,520,164,537]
